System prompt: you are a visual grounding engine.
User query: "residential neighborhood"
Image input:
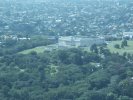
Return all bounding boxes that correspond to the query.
[0,0,133,37]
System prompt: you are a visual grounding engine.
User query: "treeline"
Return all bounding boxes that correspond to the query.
[0,47,133,100]
[0,36,55,56]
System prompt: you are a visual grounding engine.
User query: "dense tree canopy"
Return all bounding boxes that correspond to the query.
[0,47,132,100]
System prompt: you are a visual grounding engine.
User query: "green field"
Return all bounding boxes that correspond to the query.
[107,40,133,54]
[19,46,46,54]
[19,40,133,55]
[19,44,58,54]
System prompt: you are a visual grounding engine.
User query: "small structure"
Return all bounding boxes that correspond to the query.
[122,32,133,39]
[58,36,105,48]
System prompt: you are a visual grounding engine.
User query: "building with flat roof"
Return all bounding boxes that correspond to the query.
[58,36,105,48]
[123,32,133,39]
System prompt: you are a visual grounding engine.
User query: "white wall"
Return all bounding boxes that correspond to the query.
[58,36,105,47]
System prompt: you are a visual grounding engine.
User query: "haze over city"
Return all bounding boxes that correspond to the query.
[0,0,133,100]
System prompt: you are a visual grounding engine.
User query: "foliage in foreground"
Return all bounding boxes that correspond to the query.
[0,48,133,100]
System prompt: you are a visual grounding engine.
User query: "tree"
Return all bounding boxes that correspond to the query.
[121,42,125,48]
[123,52,127,58]
[118,79,133,97]
[58,50,69,64]
[90,44,98,54]
[87,91,106,100]
[121,39,128,47]
[38,65,46,82]
[102,49,111,56]
[114,44,120,49]
[127,53,132,60]
[99,46,104,54]
[29,51,37,56]
[88,70,111,89]
[106,93,117,100]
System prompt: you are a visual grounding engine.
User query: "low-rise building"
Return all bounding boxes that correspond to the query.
[123,32,133,39]
[58,36,105,48]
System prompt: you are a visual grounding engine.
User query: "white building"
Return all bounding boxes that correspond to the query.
[58,36,105,48]
[123,32,133,39]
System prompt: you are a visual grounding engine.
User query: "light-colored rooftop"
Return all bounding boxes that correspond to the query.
[123,32,133,35]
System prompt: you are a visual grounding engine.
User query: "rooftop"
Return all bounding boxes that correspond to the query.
[123,32,133,35]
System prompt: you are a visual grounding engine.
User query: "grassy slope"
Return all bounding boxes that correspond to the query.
[19,46,46,54]
[107,40,133,54]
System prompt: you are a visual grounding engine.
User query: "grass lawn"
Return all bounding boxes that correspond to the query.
[107,40,133,54]
[19,40,133,55]
[19,44,58,54]
[19,46,46,54]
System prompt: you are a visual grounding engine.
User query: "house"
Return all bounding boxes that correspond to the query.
[58,36,105,48]
[122,32,133,39]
